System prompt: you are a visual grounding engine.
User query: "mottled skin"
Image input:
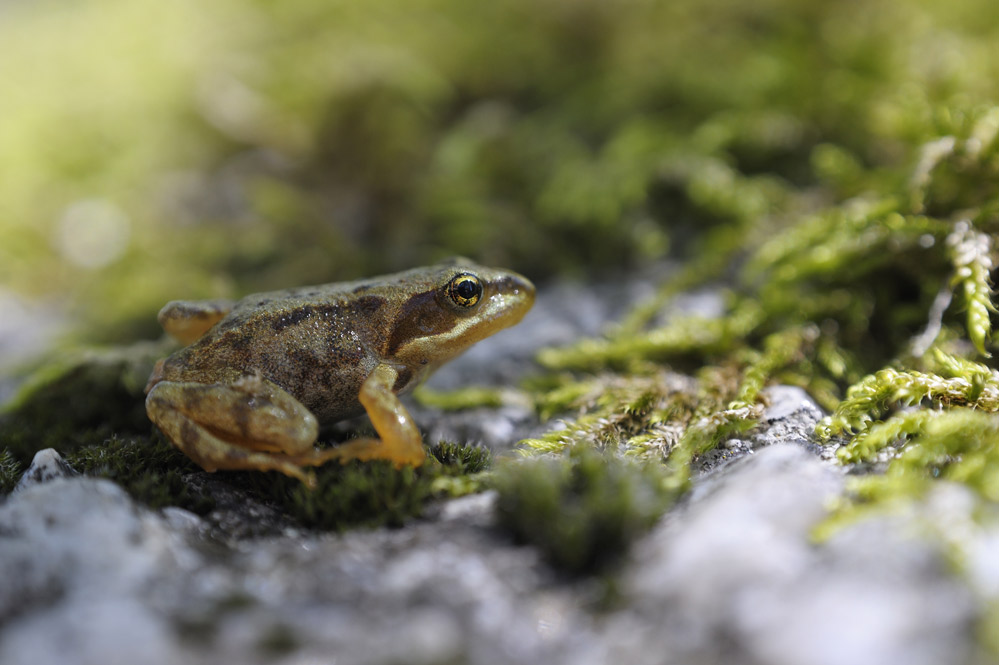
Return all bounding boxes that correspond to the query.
[145,260,535,485]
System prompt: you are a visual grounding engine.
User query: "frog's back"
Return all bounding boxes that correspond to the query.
[159,283,394,422]
[152,261,535,424]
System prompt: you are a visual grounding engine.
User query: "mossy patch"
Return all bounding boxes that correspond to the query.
[0,449,23,494]
[223,441,491,531]
[0,342,492,528]
[495,104,999,584]
[493,446,674,574]
[64,434,214,515]
[0,341,166,466]
[255,623,300,657]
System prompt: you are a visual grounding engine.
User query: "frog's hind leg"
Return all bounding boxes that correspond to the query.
[146,373,333,486]
[320,363,427,468]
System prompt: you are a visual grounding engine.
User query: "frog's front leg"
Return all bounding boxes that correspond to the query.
[146,372,331,485]
[323,363,427,468]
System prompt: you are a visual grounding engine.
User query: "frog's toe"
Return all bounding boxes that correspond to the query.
[316,437,426,468]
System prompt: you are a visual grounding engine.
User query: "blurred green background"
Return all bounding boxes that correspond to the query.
[2,0,998,345]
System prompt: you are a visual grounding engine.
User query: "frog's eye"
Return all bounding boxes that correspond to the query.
[447,273,483,308]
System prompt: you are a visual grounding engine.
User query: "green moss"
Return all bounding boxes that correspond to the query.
[228,441,491,530]
[413,385,510,411]
[493,446,674,574]
[429,440,492,474]
[5,0,999,337]
[980,600,999,662]
[504,87,999,585]
[537,301,764,373]
[946,221,995,356]
[0,341,166,465]
[0,448,23,494]
[65,435,214,515]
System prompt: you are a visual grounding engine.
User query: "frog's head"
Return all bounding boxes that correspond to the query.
[385,260,535,370]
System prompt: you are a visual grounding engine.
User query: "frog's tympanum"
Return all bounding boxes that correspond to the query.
[145,260,535,485]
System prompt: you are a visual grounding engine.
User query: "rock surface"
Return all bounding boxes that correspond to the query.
[1,432,988,665]
[602,445,975,665]
[13,447,78,491]
[0,282,993,665]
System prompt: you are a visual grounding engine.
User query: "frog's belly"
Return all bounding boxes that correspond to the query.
[299,388,367,425]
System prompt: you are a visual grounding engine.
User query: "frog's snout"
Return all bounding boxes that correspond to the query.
[491,271,536,325]
[497,272,535,303]
[505,273,535,302]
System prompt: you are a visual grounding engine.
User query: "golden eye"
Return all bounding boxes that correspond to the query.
[448,273,482,308]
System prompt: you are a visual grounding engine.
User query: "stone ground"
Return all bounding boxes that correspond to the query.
[1,278,995,665]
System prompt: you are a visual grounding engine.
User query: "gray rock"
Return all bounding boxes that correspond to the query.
[600,445,976,665]
[695,384,829,475]
[0,478,196,664]
[0,473,587,665]
[752,385,828,457]
[13,448,78,492]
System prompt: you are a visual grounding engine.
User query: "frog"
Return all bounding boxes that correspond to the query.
[145,259,535,486]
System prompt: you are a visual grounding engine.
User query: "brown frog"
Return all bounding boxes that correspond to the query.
[145,260,535,485]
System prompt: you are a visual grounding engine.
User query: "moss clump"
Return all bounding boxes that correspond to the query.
[493,446,673,574]
[517,105,999,533]
[0,342,165,466]
[817,350,999,452]
[0,448,23,494]
[413,385,510,411]
[428,440,492,474]
[813,407,999,541]
[229,440,491,530]
[65,435,214,515]
[504,102,999,585]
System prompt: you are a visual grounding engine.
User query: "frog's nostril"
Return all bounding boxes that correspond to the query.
[498,274,535,298]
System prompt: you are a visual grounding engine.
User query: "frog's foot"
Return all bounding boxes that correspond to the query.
[324,363,428,468]
[146,373,325,486]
